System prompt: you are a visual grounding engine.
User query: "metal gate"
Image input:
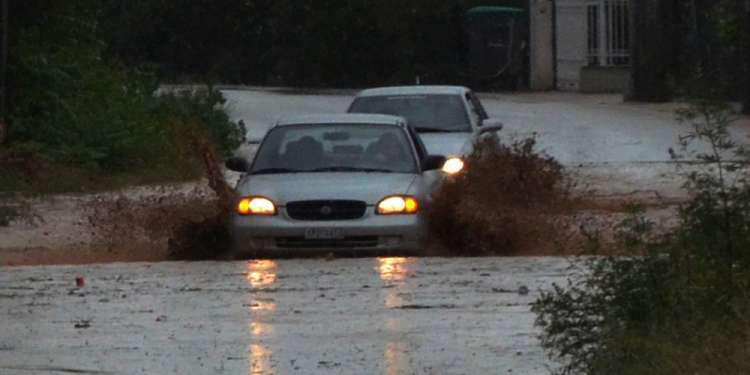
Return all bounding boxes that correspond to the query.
[586,0,630,66]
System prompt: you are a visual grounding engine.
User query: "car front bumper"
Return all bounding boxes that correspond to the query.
[231,207,426,254]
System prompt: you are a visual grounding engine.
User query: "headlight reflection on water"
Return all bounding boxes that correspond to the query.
[246,260,277,288]
[245,260,277,375]
[377,257,413,282]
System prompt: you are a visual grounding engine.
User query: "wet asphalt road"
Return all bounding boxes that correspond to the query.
[0,257,570,374]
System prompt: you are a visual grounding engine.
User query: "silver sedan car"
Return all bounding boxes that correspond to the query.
[224,114,446,255]
[348,85,504,175]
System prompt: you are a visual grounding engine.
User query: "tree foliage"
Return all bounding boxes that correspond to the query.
[632,0,750,103]
[97,0,523,86]
[533,100,750,374]
[2,1,242,191]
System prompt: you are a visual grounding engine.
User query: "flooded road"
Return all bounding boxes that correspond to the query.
[2,90,718,260]
[0,257,569,374]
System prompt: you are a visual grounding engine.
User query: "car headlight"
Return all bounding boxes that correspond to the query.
[442,157,465,175]
[237,197,277,216]
[377,196,418,215]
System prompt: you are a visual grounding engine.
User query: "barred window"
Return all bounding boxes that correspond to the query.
[586,0,630,66]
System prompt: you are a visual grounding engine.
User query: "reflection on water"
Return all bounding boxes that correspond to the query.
[385,317,401,331]
[376,257,414,283]
[246,260,277,288]
[384,341,411,375]
[249,321,273,336]
[247,320,275,374]
[378,260,415,374]
[249,344,272,375]
[383,288,403,309]
[377,257,418,308]
[249,299,276,312]
[245,260,277,374]
[383,319,411,374]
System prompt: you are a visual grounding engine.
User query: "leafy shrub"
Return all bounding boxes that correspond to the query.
[428,136,569,255]
[9,51,241,174]
[152,88,245,158]
[532,100,750,374]
[2,2,243,193]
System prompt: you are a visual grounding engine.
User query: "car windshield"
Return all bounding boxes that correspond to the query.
[251,124,417,174]
[348,94,472,132]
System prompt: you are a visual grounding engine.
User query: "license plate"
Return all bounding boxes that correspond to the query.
[304,228,344,240]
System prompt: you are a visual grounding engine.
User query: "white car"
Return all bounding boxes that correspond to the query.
[224,114,446,255]
[347,85,504,174]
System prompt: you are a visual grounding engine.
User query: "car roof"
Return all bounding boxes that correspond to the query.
[354,85,470,97]
[276,113,406,127]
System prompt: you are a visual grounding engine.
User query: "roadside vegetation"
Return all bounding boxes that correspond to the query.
[8,2,745,104]
[532,7,750,373]
[0,3,243,254]
[532,98,750,374]
[1,2,243,195]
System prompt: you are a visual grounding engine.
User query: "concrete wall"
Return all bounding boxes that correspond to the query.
[519,0,631,92]
[579,66,630,93]
[555,0,588,91]
[529,0,555,90]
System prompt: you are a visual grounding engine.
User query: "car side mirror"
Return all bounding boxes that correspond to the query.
[225,156,250,172]
[422,155,447,171]
[478,118,503,136]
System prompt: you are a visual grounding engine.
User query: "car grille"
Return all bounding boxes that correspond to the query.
[276,236,379,248]
[286,200,367,221]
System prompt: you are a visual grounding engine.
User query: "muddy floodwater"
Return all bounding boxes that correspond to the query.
[0,257,570,374]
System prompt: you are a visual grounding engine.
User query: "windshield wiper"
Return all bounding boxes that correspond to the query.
[251,168,302,175]
[309,166,396,173]
[414,126,453,133]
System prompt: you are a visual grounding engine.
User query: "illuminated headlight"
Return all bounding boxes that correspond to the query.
[237,197,277,216]
[376,196,419,215]
[442,157,465,175]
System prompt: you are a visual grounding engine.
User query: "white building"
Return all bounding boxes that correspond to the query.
[530,0,631,92]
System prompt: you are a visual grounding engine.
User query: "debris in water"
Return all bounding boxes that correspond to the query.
[517,285,530,295]
[392,304,457,310]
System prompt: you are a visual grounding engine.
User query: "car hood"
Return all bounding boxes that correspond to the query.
[419,132,474,157]
[236,172,418,205]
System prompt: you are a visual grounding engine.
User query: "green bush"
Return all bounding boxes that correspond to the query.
[152,88,244,159]
[9,48,241,175]
[1,2,243,194]
[532,100,750,374]
[3,84,242,193]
